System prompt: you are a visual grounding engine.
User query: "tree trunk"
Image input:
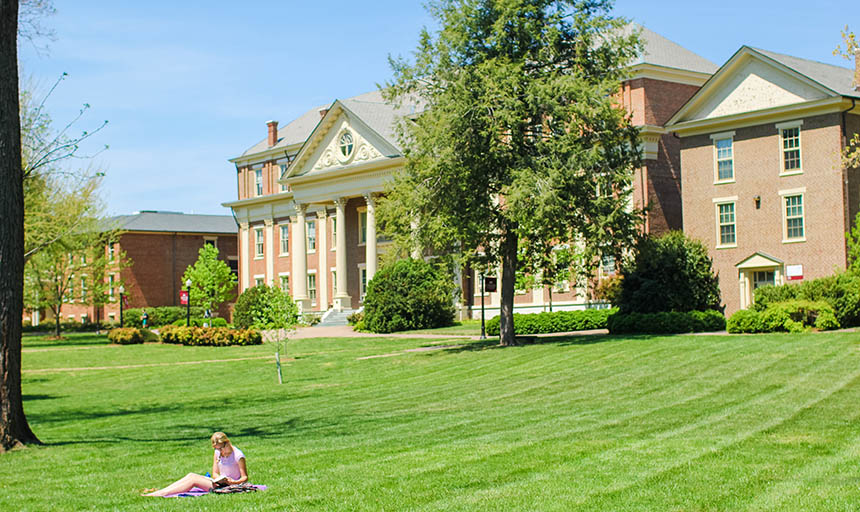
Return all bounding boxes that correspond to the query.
[53,304,60,338]
[0,0,40,451]
[498,228,518,346]
[548,287,553,312]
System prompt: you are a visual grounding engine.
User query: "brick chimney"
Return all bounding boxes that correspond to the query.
[266,120,278,147]
[318,107,329,119]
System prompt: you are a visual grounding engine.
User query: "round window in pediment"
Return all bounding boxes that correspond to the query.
[339,131,354,158]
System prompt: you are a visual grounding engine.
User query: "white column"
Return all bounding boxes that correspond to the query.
[334,197,351,311]
[318,209,329,310]
[240,222,250,291]
[292,203,310,312]
[364,193,377,282]
[264,219,274,285]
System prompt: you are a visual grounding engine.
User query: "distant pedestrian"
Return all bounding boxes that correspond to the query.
[141,310,149,328]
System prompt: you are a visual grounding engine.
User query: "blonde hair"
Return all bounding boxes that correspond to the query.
[210,432,230,445]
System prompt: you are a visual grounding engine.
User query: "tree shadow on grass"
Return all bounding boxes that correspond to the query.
[22,335,110,349]
[440,332,662,354]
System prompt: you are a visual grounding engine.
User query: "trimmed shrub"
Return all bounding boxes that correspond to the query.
[727,300,839,333]
[347,311,364,325]
[363,259,456,333]
[618,231,722,314]
[752,272,860,328]
[108,327,143,344]
[170,317,229,328]
[486,308,615,336]
[607,310,726,334]
[139,328,160,343]
[159,326,262,346]
[232,285,298,330]
[124,306,205,328]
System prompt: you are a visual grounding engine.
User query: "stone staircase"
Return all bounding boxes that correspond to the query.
[316,309,355,327]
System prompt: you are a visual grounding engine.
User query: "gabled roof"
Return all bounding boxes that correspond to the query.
[751,47,859,99]
[631,24,718,75]
[110,211,237,234]
[666,46,857,127]
[736,252,783,269]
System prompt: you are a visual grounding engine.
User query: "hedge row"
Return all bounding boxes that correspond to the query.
[107,328,159,344]
[607,309,725,334]
[486,308,615,336]
[170,317,229,328]
[123,306,206,328]
[752,272,860,328]
[159,326,262,346]
[727,300,839,333]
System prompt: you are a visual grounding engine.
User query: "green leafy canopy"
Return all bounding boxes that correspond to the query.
[181,245,237,314]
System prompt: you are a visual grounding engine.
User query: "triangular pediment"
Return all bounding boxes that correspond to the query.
[735,252,783,269]
[669,47,837,125]
[286,101,397,180]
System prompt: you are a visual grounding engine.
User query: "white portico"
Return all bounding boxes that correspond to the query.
[224,92,411,313]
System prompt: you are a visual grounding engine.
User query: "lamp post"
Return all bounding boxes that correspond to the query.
[479,273,486,340]
[185,279,192,327]
[119,285,125,328]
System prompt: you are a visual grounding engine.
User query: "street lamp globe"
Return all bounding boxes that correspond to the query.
[118,285,124,294]
[185,279,192,289]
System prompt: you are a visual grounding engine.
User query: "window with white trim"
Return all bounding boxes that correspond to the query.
[80,276,87,302]
[358,211,367,244]
[331,218,337,249]
[279,274,290,294]
[254,228,264,257]
[254,276,264,287]
[279,224,289,255]
[308,273,317,303]
[717,202,736,246]
[715,137,733,181]
[777,121,803,174]
[307,220,316,251]
[784,194,804,240]
[67,275,74,303]
[109,274,115,300]
[279,164,288,192]
[108,244,115,261]
[359,266,367,300]
[600,255,616,276]
[254,169,263,196]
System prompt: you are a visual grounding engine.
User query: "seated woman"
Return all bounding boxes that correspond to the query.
[143,432,248,497]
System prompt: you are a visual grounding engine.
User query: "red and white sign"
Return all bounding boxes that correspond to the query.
[785,264,803,281]
[179,290,189,305]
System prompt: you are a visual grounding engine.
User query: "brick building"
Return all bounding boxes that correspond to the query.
[667,47,860,314]
[30,211,238,325]
[223,26,716,319]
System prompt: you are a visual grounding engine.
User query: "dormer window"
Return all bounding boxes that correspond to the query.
[339,132,354,158]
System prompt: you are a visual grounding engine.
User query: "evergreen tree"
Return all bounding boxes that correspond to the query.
[380,0,644,345]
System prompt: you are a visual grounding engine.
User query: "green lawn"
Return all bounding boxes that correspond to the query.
[5,330,860,510]
[397,319,483,335]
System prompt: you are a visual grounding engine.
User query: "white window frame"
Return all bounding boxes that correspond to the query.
[713,196,738,249]
[307,271,317,305]
[306,220,316,252]
[330,217,337,251]
[203,236,217,249]
[66,274,74,303]
[710,131,735,184]
[253,274,265,287]
[278,272,290,294]
[776,120,803,176]
[80,275,87,302]
[254,228,264,259]
[358,263,367,301]
[357,207,368,245]
[254,168,263,196]
[331,267,337,294]
[108,274,116,301]
[279,163,289,192]
[279,224,289,256]
[108,312,116,322]
[779,188,806,243]
[108,244,115,261]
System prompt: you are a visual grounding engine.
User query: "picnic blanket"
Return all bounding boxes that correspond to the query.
[164,484,267,498]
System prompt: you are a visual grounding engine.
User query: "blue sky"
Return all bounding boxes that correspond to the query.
[19,1,855,216]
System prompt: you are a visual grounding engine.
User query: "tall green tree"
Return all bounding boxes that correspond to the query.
[834,26,859,169]
[0,0,40,451]
[182,245,237,316]
[380,0,644,345]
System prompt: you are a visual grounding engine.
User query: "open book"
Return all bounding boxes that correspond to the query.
[210,474,229,487]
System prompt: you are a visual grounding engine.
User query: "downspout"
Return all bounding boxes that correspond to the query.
[842,98,857,269]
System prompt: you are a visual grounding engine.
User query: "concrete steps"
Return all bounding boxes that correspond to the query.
[316,309,355,327]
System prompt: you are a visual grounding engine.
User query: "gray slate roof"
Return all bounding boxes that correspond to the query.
[110,211,237,234]
[237,25,717,160]
[631,24,718,75]
[752,47,860,99]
